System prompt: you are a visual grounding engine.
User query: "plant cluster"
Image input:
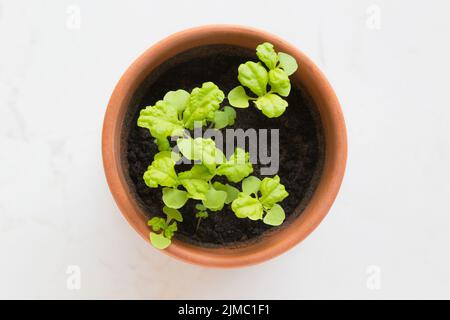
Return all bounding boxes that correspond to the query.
[137,42,298,249]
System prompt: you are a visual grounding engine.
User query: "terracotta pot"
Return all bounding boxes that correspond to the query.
[102,25,347,268]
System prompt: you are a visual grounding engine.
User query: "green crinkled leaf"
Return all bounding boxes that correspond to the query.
[216,148,253,183]
[212,182,240,204]
[163,89,190,114]
[143,152,178,188]
[177,137,225,173]
[268,68,291,97]
[242,176,262,195]
[150,232,171,249]
[178,165,212,200]
[147,217,166,232]
[256,42,278,70]
[259,175,289,207]
[183,82,225,129]
[278,52,298,76]
[254,93,288,118]
[164,221,177,239]
[238,61,268,97]
[228,86,250,108]
[202,187,227,211]
[137,100,184,139]
[162,188,188,209]
[231,193,263,220]
[263,204,285,226]
[162,206,183,223]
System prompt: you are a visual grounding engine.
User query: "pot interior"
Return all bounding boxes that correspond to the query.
[121,44,325,248]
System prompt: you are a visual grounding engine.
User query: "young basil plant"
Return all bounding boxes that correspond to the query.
[137,42,293,250]
[231,175,289,226]
[148,206,183,249]
[228,42,298,118]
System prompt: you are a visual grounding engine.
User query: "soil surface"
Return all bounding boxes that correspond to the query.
[124,45,325,247]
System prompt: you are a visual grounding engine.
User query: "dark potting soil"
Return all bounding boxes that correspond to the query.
[123,45,325,247]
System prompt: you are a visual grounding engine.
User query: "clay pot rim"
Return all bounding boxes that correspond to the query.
[102,24,347,268]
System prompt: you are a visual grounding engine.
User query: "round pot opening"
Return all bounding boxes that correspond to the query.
[103,25,347,267]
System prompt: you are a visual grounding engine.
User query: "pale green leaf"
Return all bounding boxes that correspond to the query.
[154,137,170,151]
[213,110,229,129]
[143,153,177,188]
[162,188,188,209]
[256,42,278,70]
[212,182,240,204]
[238,61,268,97]
[178,165,212,200]
[231,193,263,220]
[263,204,285,226]
[268,68,291,97]
[195,203,206,211]
[242,176,262,195]
[259,175,289,207]
[163,206,183,222]
[278,52,298,76]
[202,187,227,211]
[223,106,237,125]
[150,232,171,249]
[216,148,253,183]
[228,86,250,108]
[137,100,184,139]
[183,82,225,129]
[163,89,190,114]
[254,93,288,118]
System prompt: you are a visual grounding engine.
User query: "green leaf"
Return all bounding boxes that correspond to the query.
[177,137,225,173]
[212,182,240,204]
[216,148,253,183]
[278,52,298,76]
[162,188,188,209]
[163,89,190,114]
[213,106,236,129]
[163,206,183,222]
[242,176,261,195]
[254,93,288,118]
[154,137,170,151]
[259,175,289,207]
[143,152,178,188]
[195,211,209,219]
[137,100,184,139]
[178,165,212,200]
[223,106,237,125]
[268,68,291,97]
[147,217,166,232]
[256,42,278,70]
[238,61,268,97]
[228,86,250,108]
[150,232,171,249]
[263,204,285,226]
[195,203,206,211]
[202,187,227,211]
[183,82,225,129]
[213,110,230,129]
[231,193,263,220]
[164,221,177,239]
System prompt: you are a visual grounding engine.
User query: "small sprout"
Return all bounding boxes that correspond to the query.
[231,175,288,226]
[195,207,209,231]
[228,42,298,118]
[148,206,183,249]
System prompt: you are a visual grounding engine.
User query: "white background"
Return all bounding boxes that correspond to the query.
[1,0,449,299]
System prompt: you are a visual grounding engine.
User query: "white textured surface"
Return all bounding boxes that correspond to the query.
[1,0,450,299]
